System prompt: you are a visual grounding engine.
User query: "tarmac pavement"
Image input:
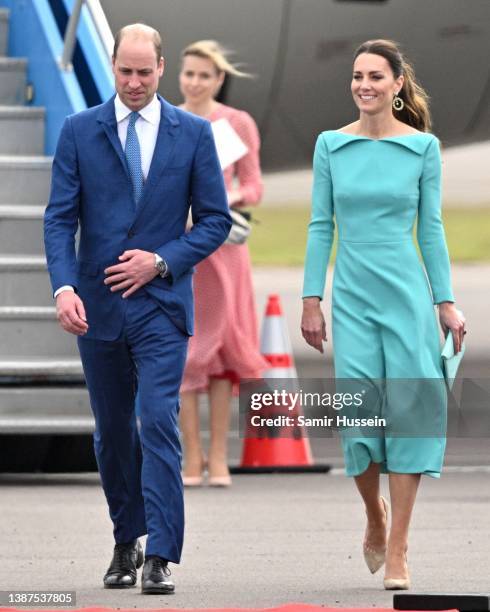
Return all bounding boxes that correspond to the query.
[1,470,489,608]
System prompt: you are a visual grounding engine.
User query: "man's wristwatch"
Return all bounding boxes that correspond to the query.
[154,253,169,278]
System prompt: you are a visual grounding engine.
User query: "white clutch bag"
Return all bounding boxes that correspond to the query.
[441,331,465,389]
[225,208,252,245]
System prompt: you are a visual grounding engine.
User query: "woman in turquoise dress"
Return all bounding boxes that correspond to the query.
[301,40,465,590]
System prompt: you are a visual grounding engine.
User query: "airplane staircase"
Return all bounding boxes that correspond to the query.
[0,7,96,471]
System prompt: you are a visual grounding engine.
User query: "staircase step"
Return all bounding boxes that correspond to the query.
[0,306,79,358]
[0,254,46,268]
[0,256,52,306]
[0,155,51,204]
[0,204,45,217]
[0,358,83,382]
[0,387,93,434]
[0,358,91,434]
[0,106,45,154]
[0,9,8,57]
[0,415,94,434]
[0,205,45,255]
[0,57,27,105]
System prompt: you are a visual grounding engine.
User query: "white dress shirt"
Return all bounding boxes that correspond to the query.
[114,93,161,180]
[54,95,162,297]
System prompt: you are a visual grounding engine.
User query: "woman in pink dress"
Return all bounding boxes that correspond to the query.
[178,40,268,487]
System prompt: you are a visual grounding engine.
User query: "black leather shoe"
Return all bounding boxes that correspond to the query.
[141,556,175,594]
[103,539,144,588]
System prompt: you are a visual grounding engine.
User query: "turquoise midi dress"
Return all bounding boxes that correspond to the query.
[302,131,454,478]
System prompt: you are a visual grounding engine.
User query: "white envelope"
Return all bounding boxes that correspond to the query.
[211,118,249,170]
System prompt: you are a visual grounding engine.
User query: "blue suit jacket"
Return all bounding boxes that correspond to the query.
[44,95,231,340]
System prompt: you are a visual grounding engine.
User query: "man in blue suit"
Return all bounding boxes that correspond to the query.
[44,23,231,594]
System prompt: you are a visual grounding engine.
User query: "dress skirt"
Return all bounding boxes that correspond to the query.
[181,242,268,393]
[333,239,447,478]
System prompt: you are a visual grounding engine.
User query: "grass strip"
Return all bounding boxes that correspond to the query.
[248,205,490,266]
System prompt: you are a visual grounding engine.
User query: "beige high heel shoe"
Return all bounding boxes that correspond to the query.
[207,458,232,487]
[208,474,232,487]
[363,496,389,574]
[384,551,410,590]
[383,576,411,590]
[182,455,207,487]
[182,475,203,487]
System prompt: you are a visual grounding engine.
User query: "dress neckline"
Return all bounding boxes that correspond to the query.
[207,102,225,122]
[335,131,426,142]
[327,130,433,154]
[179,102,224,121]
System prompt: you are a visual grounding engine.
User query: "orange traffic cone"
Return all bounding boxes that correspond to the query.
[236,294,330,473]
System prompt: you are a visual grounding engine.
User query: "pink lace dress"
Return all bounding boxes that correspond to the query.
[180,103,268,392]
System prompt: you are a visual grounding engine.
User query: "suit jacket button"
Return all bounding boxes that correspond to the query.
[128,229,135,238]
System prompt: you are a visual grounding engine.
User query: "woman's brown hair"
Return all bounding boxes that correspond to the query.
[354,39,431,132]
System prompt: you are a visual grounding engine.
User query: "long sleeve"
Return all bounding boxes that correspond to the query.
[44,116,80,295]
[156,120,231,281]
[230,111,263,205]
[302,133,335,299]
[417,137,454,303]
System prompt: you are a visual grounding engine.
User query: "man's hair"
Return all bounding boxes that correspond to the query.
[113,23,162,64]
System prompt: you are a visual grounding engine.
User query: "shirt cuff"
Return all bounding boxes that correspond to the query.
[54,285,75,298]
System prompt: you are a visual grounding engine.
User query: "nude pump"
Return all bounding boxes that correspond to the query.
[363,496,389,574]
[384,551,410,590]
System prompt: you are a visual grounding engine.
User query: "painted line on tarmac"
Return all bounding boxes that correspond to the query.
[328,465,490,476]
[442,465,490,473]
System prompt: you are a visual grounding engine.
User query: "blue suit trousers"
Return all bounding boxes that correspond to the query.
[78,291,188,563]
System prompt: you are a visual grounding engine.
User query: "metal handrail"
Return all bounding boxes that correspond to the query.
[59,0,114,71]
[59,0,83,70]
[85,0,114,63]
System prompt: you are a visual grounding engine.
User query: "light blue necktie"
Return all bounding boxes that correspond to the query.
[125,111,144,207]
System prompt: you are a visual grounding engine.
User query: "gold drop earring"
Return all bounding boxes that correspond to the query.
[393,92,404,111]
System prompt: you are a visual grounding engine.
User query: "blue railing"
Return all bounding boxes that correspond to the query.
[0,0,113,154]
[51,0,113,105]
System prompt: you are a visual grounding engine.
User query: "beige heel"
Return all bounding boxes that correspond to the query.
[383,577,410,590]
[208,475,232,487]
[182,452,207,487]
[182,475,203,487]
[363,495,389,574]
[207,457,232,487]
[384,551,410,590]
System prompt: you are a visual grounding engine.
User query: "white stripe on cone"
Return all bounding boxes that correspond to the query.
[260,315,293,356]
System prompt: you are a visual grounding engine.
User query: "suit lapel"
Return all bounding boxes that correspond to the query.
[134,97,181,220]
[96,96,130,179]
